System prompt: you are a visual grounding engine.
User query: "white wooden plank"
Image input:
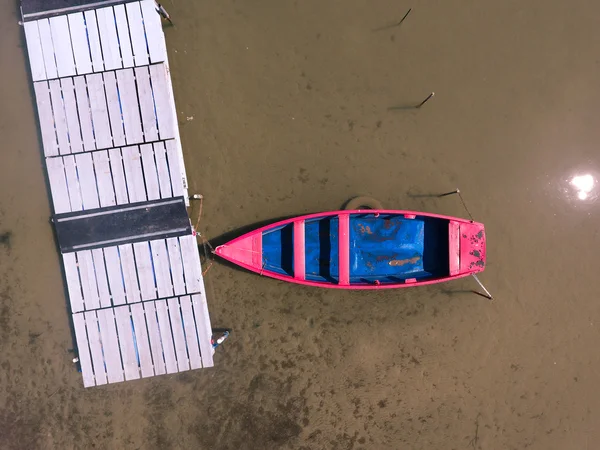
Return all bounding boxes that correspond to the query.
[48,79,70,155]
[72,313,95,387]
[166,237,186,296]
[84,311,108,385]
[116,69,143,144]
[37,19,58,80]
[130,303,154,378]
[49,16,76,77]
[96,7,122,71]
[168,297,190,371]
[103,71,126,147]
[114,5,134,68]
[144,302,166,375]
[97,308,125,383]
[149,64,174,139]
[134,67,158,141]
[73,76,96,151]
[114,306,141,380]
[165,139,184,197]
[87,73,113,149]
[75,153,100,209]
[140,144,160,200]
[126,2,149,66]
[133,241,157,301]
[83,10,104,72]
[180,296,203,369]
[60,78,84,154]
[192,293,214,368]
[155,299,178,374]
[67,13,93,75]
[63,252,84,313]
[153,142,172,198]
[77,250,100,310]
[119,244,141,303]
[33,82,58,156]
[46,157,71,213]
[180,234,203,293]
[122,145,147,202]
[108,148,129,204]
[141,0,167,63]
[24,22,47,81]
[92,150,116,207]
[92,248,112,308]
[63,155,83,211]
[150,239,173,298]
[103,246,126,305]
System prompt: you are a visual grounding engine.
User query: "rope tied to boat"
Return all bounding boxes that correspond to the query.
[190,194,214,275]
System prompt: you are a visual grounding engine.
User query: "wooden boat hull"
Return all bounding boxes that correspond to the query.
[215,210,486,289]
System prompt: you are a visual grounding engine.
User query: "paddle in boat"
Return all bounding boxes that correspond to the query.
[214,210,486,290]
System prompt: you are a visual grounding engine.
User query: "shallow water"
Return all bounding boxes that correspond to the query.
[1,0,600,448]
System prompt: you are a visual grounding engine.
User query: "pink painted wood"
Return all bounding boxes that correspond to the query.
[293,220,305,280]
[458,221,486,274]
[252,233,263,269]
[217,231,263,270]
[449,221,461,275]
[338,213,350,285]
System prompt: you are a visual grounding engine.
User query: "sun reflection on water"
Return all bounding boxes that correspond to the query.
[571,174,594,201]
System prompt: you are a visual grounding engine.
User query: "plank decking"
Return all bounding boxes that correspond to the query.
[22,0,214,387]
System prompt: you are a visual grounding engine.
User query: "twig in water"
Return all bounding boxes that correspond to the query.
[469,413,481,449]
[48,388,61,399]
[416,92,435,109]
[373,8,412,31]
[398,8,412,26]
[437,188,474,221]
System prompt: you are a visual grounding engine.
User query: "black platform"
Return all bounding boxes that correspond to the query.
[21,0,134,21]
[53,197,192,253]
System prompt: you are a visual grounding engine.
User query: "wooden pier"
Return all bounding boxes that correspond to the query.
[22,0,214,387]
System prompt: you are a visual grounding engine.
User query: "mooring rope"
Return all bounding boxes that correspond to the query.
[190,194,215,275]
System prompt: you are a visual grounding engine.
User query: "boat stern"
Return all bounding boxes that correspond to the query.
[214,233,263,270]
[449,221,486,276]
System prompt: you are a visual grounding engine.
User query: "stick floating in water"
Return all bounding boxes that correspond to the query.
[438,189,460,197]
[472,274,493,300]
[438,188,474,221]
[416,92,435,108]
[398,8,412,26]
[373,8,412,31]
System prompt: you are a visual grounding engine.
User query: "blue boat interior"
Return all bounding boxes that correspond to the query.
[261,213,450,285]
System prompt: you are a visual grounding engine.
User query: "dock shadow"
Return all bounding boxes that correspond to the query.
[16,3,83,369]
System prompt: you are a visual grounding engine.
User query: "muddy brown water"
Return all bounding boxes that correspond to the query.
[1,0,600,449]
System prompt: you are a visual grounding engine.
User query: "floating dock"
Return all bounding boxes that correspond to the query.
[21,0,214,387]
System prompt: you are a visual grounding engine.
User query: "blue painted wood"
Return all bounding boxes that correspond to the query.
[261,223,294,277]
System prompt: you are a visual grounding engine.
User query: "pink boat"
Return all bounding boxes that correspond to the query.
[215,210,486,289]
